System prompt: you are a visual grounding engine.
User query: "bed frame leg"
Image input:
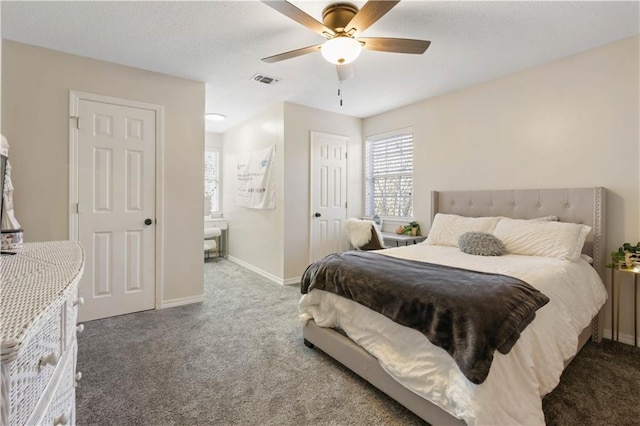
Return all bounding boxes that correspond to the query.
[303,338,315,349]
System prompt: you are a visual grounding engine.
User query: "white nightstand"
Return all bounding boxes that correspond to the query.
[381,232,427,247]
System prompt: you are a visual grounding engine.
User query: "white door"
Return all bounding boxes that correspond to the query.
[310,131,348,262]
[77,99,156,321]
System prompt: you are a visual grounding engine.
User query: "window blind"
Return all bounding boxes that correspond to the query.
[204,149,219,216]
[365,131,413,218]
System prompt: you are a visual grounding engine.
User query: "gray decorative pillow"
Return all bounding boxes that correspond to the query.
[458,232,506,256]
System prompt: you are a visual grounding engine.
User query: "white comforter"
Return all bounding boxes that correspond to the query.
[299,245,607,425]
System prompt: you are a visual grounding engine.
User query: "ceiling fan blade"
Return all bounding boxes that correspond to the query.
[262,44,322,63]
[336,63,354,81]
[262,1,334,37]
[346,1,400,35]
[360,37,431,54]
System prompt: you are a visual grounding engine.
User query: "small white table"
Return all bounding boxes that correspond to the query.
[205,219,228,257]
[381,232,427,247]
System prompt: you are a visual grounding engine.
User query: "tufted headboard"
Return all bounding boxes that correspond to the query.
[431,188,606,281]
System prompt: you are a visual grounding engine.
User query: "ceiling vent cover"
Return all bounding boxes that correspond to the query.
[252,74,279,85]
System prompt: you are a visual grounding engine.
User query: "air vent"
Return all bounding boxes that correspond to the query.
[252,74,280,85]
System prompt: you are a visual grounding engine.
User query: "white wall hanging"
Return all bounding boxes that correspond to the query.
[236,145,276,209]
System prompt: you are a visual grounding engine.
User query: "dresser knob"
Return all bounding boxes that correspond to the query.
[73,297,85,307]
[39,352,59,367]
[76,324,85,333]
[54,413,69,425]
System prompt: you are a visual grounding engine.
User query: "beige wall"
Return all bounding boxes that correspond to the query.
[364,35,640,340]
[2,40,205,304]
[222,104,286,280]
[205,131,223,150]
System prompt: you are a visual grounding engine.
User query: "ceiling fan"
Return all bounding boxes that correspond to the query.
[261,0,431,81]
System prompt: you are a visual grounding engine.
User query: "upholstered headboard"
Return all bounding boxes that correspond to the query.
[431,188,606,280]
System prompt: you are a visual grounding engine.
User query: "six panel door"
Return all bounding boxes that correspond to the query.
[77,99,156,321]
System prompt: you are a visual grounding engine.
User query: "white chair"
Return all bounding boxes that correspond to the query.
[204,227,222,259]
[344,218,386,250]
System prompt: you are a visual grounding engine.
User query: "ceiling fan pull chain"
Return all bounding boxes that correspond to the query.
[338,81,343,106]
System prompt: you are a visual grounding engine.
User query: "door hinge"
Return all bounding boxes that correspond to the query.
[345,202,348,209]
[70,116,80,129]
[75,203,80,214]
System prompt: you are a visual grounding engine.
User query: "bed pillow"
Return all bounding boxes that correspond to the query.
[493,217,591,261]
[495,215,558,222]
[425,214,501,247]
[530,215,559,222]
[458,232,506,256]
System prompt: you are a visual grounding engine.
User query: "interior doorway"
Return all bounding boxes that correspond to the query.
[309,131,348,263]
[69,91,163,321]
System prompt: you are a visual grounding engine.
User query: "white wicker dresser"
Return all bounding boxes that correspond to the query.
[1,241,85,426]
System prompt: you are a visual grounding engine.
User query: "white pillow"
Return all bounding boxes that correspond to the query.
[493,217,591,261]
[425,214,501,247]
[530,215,559,222]
[580,254,594,264]
[496,215,558,222]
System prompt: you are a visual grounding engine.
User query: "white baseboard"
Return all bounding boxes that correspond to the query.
[159,294,205,309]
[227,255,280,284]
[283,276,301,286]
[227,255,299,286]
[602,328,637,346]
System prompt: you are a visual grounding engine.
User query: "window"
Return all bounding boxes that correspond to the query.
[204,148,220,217]
[365,129,414,218]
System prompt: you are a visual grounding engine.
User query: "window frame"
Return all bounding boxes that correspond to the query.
[364,127,414,219]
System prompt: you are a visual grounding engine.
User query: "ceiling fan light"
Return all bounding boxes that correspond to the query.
[205,113,226,122]
[321,37,362,65]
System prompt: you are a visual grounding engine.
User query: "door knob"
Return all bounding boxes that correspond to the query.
[314,212,321,218]
[144,218,153,225]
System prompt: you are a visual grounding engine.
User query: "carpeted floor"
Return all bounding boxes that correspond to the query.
[77,259,640,425]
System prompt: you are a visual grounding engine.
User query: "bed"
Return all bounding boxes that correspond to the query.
[299,188,607,425]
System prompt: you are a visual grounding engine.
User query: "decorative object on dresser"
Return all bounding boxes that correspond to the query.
[1,241,85,425]
[0,153,6,233]
[0,136,23,252]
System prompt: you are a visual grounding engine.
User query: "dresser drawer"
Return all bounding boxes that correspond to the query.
[7,303,63,426]
[63,282,83,348]
[41,342,77,426]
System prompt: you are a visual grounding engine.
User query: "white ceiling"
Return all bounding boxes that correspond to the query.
[2,1,639,133]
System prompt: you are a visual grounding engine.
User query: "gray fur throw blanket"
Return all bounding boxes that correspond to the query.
[301,251,549,384]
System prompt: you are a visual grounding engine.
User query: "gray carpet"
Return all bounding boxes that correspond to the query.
[77,259,640,425]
